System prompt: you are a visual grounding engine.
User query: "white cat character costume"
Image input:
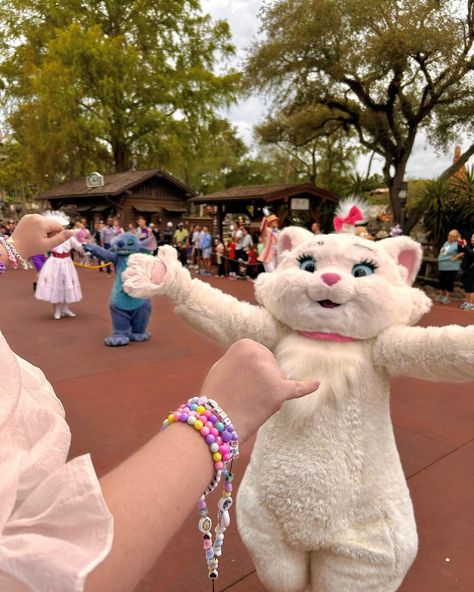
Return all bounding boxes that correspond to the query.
[122,229,474,592]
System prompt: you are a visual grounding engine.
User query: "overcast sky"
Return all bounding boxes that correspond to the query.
[201,0,465,180]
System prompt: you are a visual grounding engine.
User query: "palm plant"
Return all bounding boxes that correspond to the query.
[449,166,474,238]
[410,178,455,248]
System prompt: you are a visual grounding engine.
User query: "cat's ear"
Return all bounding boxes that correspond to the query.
[377,236,423,285]
[278,227,313,257]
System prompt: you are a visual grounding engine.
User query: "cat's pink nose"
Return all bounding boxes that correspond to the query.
[321,273,341,286]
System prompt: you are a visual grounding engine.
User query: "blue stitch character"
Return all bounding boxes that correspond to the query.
[84,233,153,346]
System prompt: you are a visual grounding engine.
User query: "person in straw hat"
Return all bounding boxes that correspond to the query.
[257,212,280,273]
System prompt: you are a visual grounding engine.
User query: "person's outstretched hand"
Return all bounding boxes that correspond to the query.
[11,214,72,258]
[201,339,320,444]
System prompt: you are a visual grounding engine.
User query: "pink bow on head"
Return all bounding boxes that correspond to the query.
[333,205,364,232]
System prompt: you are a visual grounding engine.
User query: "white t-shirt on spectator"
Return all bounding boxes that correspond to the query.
[242,234,253,252]
[234,228,244,250]
[192,230,201,248]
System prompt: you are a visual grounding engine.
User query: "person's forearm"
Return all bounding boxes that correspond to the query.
[85,422,214,592]
[84,340,320,592]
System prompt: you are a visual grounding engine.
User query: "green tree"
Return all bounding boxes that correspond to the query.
[153,117,251,194]
[136,116,275,194]
[448,167,474,238]
[222,157,273,189]
[246,0,474,230]
[255,106,361,194]
[0,0,238,187]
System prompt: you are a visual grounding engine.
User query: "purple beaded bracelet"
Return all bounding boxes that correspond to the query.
[162,396,239,584]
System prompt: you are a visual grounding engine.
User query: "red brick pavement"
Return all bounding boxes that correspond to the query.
[1,268,473,592]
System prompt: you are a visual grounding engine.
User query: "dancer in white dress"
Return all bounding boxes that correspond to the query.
[35,211,84,319]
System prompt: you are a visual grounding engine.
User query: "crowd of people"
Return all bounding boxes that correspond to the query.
[127,218,269,280]
[187,221,263,280]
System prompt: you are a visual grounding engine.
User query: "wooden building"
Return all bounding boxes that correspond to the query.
[191,182,340,236]
[36,169,196,228]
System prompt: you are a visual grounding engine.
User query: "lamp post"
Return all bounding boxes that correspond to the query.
[399,181,408,232]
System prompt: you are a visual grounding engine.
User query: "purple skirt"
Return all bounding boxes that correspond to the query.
[31,254,48,272]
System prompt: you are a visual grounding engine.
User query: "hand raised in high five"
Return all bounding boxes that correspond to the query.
[122,245,180,299]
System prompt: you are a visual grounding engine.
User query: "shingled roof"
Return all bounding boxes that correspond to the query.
[191,183,339,203]
[37,169,196,199]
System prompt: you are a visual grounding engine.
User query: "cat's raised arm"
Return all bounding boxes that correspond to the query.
[122,246,281,349]
[374,324,474,382]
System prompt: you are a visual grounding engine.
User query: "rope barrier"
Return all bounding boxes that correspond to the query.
[73,261,113,269]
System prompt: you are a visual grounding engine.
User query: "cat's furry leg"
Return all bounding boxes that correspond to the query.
[237,463,310,592]
[309,516,417,592]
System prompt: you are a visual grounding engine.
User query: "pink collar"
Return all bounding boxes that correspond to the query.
[298,330,356,343]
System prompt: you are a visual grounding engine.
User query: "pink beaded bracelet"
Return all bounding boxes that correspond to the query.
[0,235,26,270]
[162,395,239,585]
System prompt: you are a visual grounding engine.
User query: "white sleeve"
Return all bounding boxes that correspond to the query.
[0,455,113,592]
[69,236,84,252]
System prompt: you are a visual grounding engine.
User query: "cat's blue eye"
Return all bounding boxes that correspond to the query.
[298,255,316,273]
[352,263,375,277]
[128,239,135,246]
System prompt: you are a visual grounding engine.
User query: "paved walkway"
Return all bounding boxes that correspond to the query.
[1,268,473,592]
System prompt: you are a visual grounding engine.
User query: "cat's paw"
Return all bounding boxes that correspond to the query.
[122,253,164,298]
[156,244,179,266]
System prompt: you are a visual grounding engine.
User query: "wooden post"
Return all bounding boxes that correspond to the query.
[217,203,224,239]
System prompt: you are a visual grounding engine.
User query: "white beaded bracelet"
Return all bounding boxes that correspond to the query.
[0,236,27,270]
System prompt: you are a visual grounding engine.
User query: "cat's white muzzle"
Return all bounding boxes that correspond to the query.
[305,272,355,305]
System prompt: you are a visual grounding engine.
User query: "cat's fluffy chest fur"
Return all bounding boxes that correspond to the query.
[250,332,407,546]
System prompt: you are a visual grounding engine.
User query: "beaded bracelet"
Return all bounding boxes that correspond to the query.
[162,396,240,586]
[0,236,26,270]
